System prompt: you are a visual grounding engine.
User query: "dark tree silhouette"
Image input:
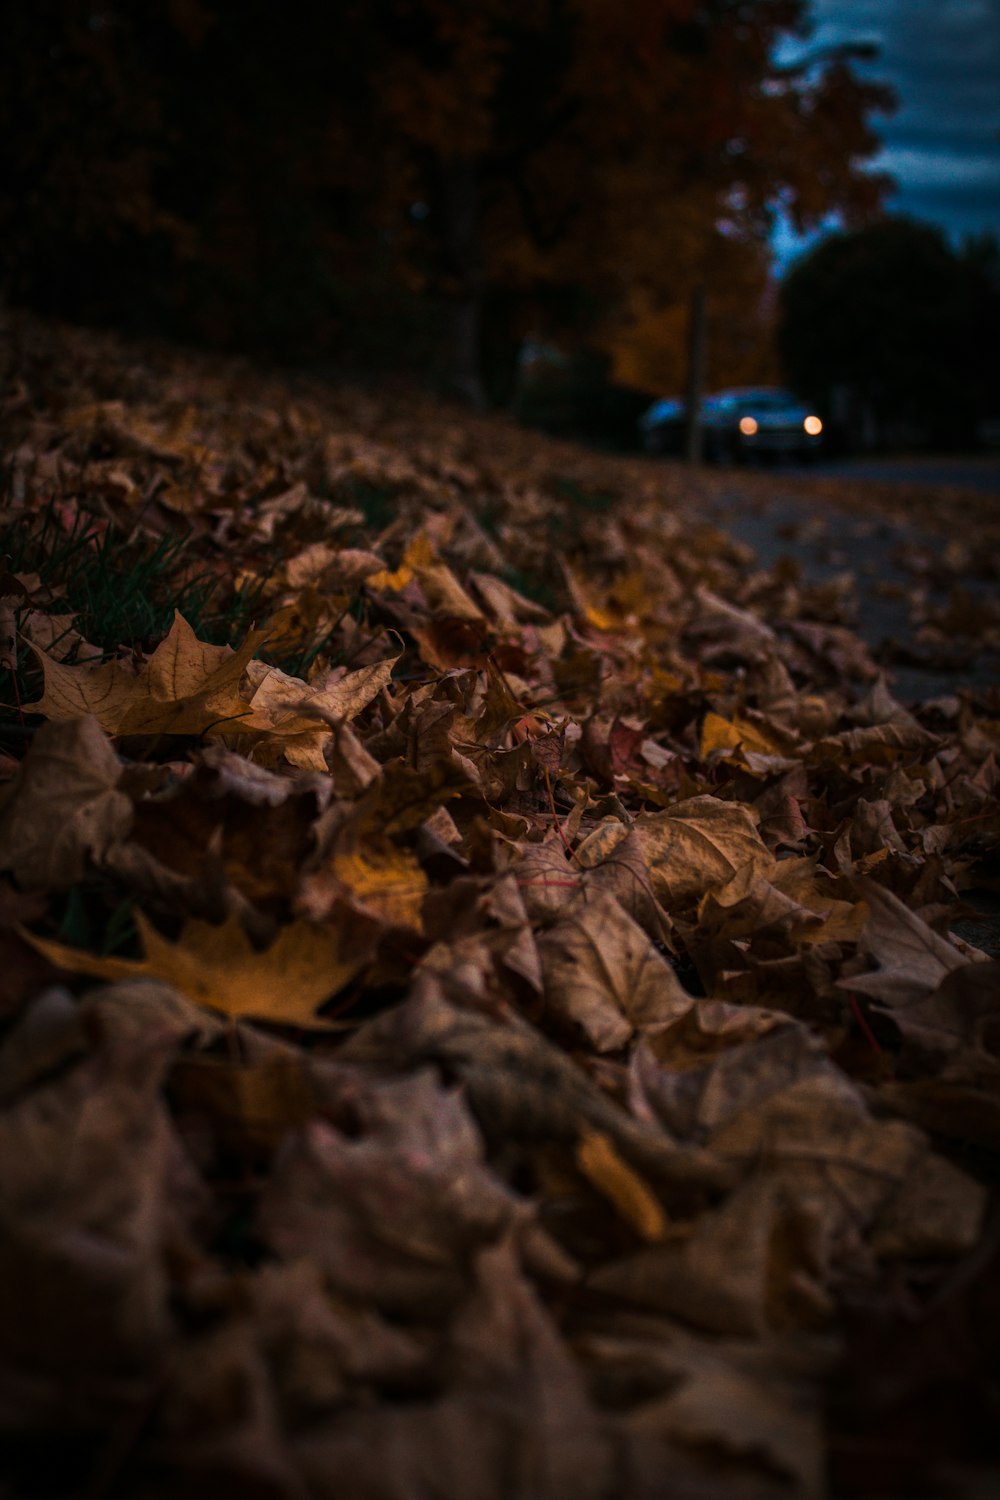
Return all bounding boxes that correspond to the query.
[778,218,1000,450]
[2,1,894,399]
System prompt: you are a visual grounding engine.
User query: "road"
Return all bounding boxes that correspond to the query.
[701,459,1000,703]
[781,454,1000,496]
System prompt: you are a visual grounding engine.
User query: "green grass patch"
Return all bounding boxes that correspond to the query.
[0,500,265,736]
[55,883,139,959]
[0,499,254,656]
[0,499,372,743]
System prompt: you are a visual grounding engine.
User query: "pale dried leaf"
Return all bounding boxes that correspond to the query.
[635,796,770,908]
[539,893,690,1051]
[0,716,132,888]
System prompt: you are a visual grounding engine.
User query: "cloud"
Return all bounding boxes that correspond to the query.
[880,145,1000,189]
[773,0,1000,263]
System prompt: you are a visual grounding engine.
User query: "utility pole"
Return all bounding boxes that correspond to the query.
[685,282,707,465]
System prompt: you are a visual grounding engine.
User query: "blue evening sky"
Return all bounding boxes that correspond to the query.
[772,0,1000,272]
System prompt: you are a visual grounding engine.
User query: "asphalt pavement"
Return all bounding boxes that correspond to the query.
[782,454,1000,495]
[703,459,1000,703]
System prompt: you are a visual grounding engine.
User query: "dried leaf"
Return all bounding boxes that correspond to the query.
[846,880,968,1005]
[22,910,372,1027]
[0,1035,186,1423]
[26,612,270,737]
[0,716,132,888]
[576,1130,668,1241]
[635,795,770,908]
[329,836,428,930]
[258,1071,531,1314]
[539,893,690,1050]
[242,652,400,734]
[699,710,788,760]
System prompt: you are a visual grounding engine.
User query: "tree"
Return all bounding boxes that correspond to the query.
[778,218,1000,449]
[371,0,895,400]
[0,0,386,352]
[1,2,895,399]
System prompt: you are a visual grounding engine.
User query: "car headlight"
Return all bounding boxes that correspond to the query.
[804,415,823,435]
[739,416,758,436]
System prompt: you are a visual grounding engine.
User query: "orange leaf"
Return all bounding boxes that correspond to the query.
[21,911,370,1028]
[577,1130,668,1241]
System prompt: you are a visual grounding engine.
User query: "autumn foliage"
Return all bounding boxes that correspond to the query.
[1,1,893,396]
[0,313,998,1499]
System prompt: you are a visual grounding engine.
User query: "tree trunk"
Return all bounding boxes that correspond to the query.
[685,283,707,465]
[439,158,487,407]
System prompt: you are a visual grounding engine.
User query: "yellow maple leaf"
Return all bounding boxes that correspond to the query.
[330,839,428,930]
[700,711,785,760]
[21,911,369,1027]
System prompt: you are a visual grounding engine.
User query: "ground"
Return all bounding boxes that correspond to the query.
[0,313,998,1500]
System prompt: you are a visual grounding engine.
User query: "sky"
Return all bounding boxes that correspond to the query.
[772,0,1000,271]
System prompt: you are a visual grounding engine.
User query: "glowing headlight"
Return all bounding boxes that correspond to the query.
[804,415,823,436]
[739,416,758,436]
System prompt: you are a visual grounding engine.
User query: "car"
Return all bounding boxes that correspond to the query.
[638,386,824,463]
[701,387,824,464]
[637,395,686,454]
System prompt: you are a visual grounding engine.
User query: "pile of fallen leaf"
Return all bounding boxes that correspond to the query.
[1,313,998,1500]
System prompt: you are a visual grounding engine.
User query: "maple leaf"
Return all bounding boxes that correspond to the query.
[242,653,400,736]
[469,569,549,627]
[845,880,969,1005]
[21,609,102,662]
[240,652,401,769]
[25,612,271,737]
[635,795,770,908]
[368,532,483,621]
[696,857,865,947]
[0,716,132,888]
[256,1070,538,1314]
[22,911,371,1027]
[539,893,690,1051]
[328,837,429,931]
[699,710,791,762]
[0,1031,178,1395]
